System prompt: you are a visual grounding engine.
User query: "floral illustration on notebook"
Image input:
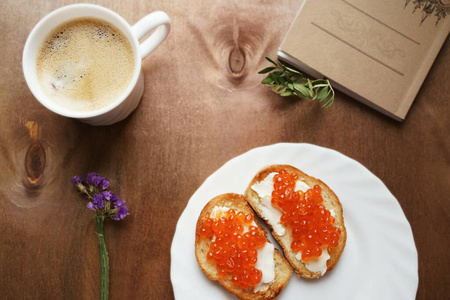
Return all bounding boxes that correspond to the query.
[405,0,450,25]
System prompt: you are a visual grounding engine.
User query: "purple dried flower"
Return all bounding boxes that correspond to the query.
[98,178,110,190]
[114,205,129,221]
[111,194,125,207]
[86,172,99,185]
[86,202,95,211]
[86,173,110,190]
[93,193,105,209]
[71,176,84,185]
[72,172,130,300]
[101,191,113,201]
[72,173,129,221]
[92,177,103,187]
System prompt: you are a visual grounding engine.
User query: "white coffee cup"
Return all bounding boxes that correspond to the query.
[23,4,170,125]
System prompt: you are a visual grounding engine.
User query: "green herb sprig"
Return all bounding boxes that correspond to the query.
[259,57,335,107]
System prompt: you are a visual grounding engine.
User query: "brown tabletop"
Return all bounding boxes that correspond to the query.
[1,0,449,299]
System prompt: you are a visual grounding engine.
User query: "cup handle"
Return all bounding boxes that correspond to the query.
[131,11,171,59]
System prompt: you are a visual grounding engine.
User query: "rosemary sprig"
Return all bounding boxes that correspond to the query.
[259,57,335,107]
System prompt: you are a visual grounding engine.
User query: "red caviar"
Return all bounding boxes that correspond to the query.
[272,169,341,262]
[198,208,266,289]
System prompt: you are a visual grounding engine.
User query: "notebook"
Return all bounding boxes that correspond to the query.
[278,0,450,121]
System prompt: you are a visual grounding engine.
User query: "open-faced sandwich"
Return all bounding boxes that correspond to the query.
[245,165,346,279]
[195,193,292,299]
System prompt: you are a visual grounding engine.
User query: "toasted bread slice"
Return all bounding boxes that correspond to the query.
[195,193,292,300]
[245,165,346,279]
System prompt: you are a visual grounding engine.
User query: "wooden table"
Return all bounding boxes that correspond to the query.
[1,0,449,299]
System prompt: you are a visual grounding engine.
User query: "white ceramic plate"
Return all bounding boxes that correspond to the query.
[170,143,418,300]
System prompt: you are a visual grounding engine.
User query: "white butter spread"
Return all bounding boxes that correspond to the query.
[253,282,269,293]
[295,246,330,275]
[251,172,277,197]
[255,242,275,283]
[295,180,311,193]
[251,173,285,235]
[260,195,285,236]
[210,206,230,219]
[253,242,275,293]
[330,209,336,218]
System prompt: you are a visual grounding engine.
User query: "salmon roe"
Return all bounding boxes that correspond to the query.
[272,169,341,262]
[198,208,266,289]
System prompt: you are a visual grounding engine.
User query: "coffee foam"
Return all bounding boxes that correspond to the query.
[36,17,135,112]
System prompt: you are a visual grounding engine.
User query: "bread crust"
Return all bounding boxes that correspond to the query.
[195,193,293,299]
[244,165,347,279]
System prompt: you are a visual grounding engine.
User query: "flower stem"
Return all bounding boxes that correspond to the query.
[95,214,109,300]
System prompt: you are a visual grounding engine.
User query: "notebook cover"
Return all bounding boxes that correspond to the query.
[278,0,450,121]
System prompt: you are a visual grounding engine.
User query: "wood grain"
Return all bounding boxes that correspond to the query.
[0,0,449,299]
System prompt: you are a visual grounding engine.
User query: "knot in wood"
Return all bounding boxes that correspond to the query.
[228,46,246,75]
[25,140,45,184]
